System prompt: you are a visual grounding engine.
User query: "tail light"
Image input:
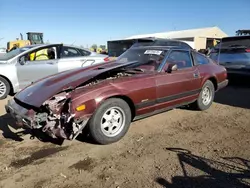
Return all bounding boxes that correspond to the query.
[224,71,227,79]
[245,49,250,53]
[104,57,110,62]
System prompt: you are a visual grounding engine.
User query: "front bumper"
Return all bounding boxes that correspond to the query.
[5,99,34,129]
[5,99,90,140]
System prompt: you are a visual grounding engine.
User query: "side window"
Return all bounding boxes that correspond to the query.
[194,52,209,65]
[60,47,82,58]
[26,46,57,62]
[209,53,218,61]
[32,35,39,40]
[79,49,91,56]
[167,50,193,69]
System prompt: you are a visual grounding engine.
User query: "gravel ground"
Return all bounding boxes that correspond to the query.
[0,78,250,188]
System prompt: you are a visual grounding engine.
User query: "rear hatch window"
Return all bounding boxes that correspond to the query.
[209,36,250,64]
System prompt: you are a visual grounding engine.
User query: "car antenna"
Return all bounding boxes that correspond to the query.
[71,40,76,45]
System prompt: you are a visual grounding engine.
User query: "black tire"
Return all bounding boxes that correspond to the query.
[191,80,215,111]
[0,77,10,100]
[88,98,132,145]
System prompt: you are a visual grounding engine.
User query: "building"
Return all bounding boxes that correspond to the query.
[107,38,193,57]
[125,26,228,50]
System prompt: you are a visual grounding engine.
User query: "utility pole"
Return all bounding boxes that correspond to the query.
[0,38,4,47]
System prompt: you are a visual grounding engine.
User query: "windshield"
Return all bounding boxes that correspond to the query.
[116,48,167,70]
[0,47,32,61]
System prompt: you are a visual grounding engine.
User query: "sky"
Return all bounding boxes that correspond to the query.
[0,0,250,48]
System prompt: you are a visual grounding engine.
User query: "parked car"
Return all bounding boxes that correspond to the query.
[5,44,228,145]
[0,48,6,60]
[0,47,7,54]
[209,36,250,77]
[0,44,109,99]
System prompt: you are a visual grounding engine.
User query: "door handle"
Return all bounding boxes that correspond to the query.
[193,73,199,78]
[47,61,57,65]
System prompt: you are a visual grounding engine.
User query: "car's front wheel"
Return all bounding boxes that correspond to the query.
[0,77,10,100]
[192,80,215,111]
[88,98,132,145]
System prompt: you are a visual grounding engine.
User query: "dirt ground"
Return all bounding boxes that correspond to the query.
[0,78,250,188]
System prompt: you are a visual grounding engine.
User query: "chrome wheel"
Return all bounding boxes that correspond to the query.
[100,106,126,137]
[0,80,7,98]
[202,86,212,106]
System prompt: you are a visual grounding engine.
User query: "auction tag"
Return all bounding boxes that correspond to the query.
[144,50,163,55]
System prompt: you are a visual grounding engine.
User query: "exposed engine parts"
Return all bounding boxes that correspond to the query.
[106,72,132,79]
[83,72,132,87]
[31,95,88,140]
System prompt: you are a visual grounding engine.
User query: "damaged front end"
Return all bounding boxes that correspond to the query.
[5,92,89,141]
[5,62,140,141]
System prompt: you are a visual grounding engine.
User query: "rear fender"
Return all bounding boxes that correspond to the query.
[201,74,218,88]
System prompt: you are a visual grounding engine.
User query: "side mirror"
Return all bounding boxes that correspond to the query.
[19,56,26,65]
[171,64,178,71]
[165,64,178,73]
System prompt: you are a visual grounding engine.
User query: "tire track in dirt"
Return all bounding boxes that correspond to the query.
[0,85,250,187]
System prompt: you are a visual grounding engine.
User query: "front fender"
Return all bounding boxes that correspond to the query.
[0,64,19,93]
[71,84,129,119]
[95,87,129,108]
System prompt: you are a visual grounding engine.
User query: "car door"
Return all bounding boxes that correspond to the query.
[57,46,96,72]
[155,50,201,110]
[16,45,59,90]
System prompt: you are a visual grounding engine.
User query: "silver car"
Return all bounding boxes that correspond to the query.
[0,44,109,99]
[0,47,6,54]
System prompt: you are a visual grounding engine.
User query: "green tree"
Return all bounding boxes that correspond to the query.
[91,44,97,49]
[99,45,106,50]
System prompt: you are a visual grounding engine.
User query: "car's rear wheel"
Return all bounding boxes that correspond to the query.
[191,80,215,111]
[0,77,10,100]
[88,98,132,145]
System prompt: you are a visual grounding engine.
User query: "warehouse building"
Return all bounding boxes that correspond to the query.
[125,26,228,50]
[107,26,228,56]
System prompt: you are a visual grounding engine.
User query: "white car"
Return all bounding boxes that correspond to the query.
[0,44,109,99]
[0,48,6,54]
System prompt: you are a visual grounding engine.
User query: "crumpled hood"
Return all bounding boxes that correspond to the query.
[14,61,137,107]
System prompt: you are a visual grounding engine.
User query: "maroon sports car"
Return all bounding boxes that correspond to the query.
[5,44,228,144]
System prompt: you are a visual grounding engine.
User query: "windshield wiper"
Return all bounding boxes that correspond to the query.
[130,68,144,72]
[215,44,248,50]
[123,67,144,72]
[228,44,247,48]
